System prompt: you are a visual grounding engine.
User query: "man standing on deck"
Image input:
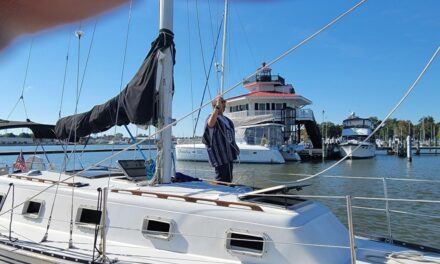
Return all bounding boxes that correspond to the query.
[202,96,240,183]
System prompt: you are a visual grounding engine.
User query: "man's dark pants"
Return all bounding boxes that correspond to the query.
[214,163,233,182]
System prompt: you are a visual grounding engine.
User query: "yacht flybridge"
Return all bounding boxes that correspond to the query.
[176,64,323,163]
[0,1,439,264]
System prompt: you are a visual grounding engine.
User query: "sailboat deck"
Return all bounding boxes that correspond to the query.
[5,170,295,214]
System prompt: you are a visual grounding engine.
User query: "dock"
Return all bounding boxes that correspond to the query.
[298,144,341,160]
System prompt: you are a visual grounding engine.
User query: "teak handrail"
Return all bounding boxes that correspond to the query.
[111,188,263,212]
[8,174,87,187]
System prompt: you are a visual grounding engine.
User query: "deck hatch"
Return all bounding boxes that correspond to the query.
[76,207,102,225]
[226,231,266,256]
[22,200,44,218]
[142,216,173,240]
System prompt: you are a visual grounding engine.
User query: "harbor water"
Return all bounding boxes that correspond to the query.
[1,145,439,249]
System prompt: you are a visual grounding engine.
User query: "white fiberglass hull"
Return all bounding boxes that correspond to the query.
[0,170,439,263]
[0,171,350,264]
[175,143,285,164]
[340,141,376,159]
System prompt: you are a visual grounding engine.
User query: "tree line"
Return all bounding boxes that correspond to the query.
[0,132,33,138]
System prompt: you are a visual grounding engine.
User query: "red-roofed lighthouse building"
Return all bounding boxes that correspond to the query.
[176,64,322,163]
[224,64,322,161]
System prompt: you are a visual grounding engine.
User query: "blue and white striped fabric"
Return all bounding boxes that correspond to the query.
[202,115,239,167]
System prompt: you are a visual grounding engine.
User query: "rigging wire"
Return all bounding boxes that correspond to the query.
[232,5,257,69]
[187,0,198,176]
[67,26,84,249]
[8,183,16,242]
[58,29,74,119]
[62,20,98,148]
[108,0,133,188]
[192,15,225,136]
[207,0,217,54]
[92,188,103,262]
[42,30,77,240]
[195,0,213,100]
[77,21,99,105]
[186,0,195,137]
[6,39,33,120]
[59,22,99,241]
[74,21,98,168]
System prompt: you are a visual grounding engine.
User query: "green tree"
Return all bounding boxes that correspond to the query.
[436,123,440,138]
[368,116,382,129]
[18,132,33,138]
[395,120,412,138]
[418,116,435,141]
[382,118,397,139]
[320,122,342,138]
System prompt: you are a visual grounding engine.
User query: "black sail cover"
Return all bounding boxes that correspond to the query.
[55,29,175,142]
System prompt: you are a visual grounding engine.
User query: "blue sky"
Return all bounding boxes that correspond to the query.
[0,0,439,137]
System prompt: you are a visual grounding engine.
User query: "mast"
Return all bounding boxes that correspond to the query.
[219,0,228,94]
[157,0,174,184]
[160,0,173,32]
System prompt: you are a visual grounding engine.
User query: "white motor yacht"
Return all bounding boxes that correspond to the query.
[340,113,376,159]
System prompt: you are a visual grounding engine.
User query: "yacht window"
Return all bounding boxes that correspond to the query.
[76,207,102,225]
[266,103,270,110]
[274,103,283,110]
[142,217,173,240]
[255,103,258,110]
[226,231,266,256]
[258,103,266,111]
[22,200,44,218]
